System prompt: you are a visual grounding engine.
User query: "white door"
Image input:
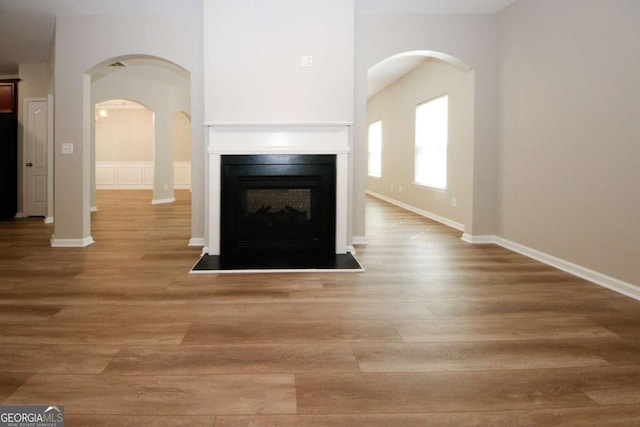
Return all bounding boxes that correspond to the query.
[23,98,48,217]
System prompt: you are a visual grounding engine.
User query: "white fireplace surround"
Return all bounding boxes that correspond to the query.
[206,123,351,256]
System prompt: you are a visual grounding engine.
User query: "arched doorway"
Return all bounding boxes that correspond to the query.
[89,55,191,210]
[365,50,475,234]
[50,13,204,249]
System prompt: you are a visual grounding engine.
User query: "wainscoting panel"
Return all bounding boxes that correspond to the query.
[96,165,116,185]
[117,165,144,186]
[174,162,191,188]
[143,165,154,186]
[96,161,191,190]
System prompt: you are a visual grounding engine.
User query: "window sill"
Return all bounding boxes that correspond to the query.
[412,182,447,193]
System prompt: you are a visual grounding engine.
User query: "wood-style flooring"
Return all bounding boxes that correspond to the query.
[1,190,640,426]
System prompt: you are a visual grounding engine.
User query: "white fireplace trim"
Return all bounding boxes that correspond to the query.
[206,122,351,256]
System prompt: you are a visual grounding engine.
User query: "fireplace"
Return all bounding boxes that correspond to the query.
[221,154,336,255]
[205,123,350,257]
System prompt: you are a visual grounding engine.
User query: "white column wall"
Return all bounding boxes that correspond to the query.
[52,11,203,246]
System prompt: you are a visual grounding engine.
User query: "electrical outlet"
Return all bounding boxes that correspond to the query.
[451,197,457,207]
[164,184,169,190]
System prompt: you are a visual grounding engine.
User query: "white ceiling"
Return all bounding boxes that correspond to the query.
[368,56,427,98]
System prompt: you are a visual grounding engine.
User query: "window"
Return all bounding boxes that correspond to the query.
[414,95,448,189]
[368,120,382,178]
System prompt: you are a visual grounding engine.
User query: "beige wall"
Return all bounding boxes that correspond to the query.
[95,108,191,163]
[366,59,473,228]
[497,0,640,286]
[95,108,153,162]
[204,0,354,123]
[173,112,191,162]
[18,63,49,99]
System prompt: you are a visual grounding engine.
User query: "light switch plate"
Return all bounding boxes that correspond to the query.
[62,143,74,154]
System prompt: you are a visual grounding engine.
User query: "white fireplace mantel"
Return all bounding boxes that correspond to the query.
[205,122,352,255]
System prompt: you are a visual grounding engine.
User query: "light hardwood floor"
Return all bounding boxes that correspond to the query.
[1,190,640,426]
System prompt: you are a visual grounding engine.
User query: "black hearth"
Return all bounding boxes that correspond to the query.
[221,154,336,256]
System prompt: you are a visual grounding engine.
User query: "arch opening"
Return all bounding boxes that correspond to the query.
[89,54,191,201]
[365,50,475,234]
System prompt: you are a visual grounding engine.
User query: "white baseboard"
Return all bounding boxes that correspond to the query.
[461,233,495,244]
[367,190,465,232]
[461,233,640,302]
[494,236,640,301]
[189,237,205,247]
[152,197,176,205]
[15,213,53,221]
[51,236,95,247]
[91,206,98,212]
[352,236,369,246]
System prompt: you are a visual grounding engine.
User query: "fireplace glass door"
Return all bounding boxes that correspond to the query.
[243,188,312,235]
[221,155,336,255]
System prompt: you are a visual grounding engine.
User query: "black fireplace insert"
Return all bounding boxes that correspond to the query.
[221,154,336,256]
